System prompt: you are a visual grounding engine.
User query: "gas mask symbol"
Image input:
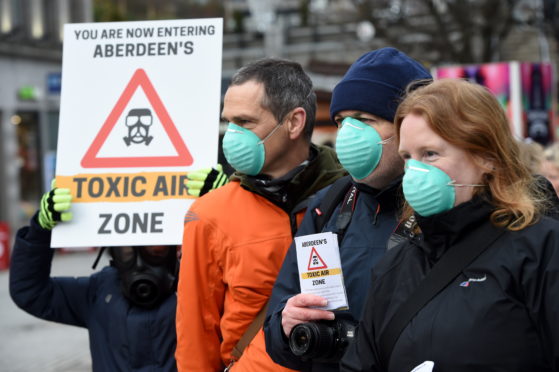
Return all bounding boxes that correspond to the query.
[123,108,154,146]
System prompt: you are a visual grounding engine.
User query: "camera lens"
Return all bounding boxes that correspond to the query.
[289,322,337,359]
[290,324,313,356]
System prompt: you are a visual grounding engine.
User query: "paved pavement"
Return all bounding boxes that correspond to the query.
[0,249,110,372]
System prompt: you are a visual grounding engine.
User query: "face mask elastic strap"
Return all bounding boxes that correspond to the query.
[257,122,283,145]
[447,181,486,187]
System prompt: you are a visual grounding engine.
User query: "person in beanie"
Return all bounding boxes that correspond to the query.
[263,47,432,371]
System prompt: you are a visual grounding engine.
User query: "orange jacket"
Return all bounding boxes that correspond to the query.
[176,146,345,371]
[176,182,301,371]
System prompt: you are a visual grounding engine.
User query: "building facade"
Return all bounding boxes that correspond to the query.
[0,0,556,241]
[0,0,92,232]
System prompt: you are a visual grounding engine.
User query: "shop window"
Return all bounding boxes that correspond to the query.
[46,111,59,151]
[14,111,43,213]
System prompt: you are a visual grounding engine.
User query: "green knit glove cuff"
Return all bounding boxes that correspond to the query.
[187,164,229,197]
[38,188,73,230]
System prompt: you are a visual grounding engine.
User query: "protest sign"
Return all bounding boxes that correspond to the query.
[53,18,223,247]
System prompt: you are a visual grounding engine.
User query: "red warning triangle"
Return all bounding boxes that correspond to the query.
[81,68,193,168]
[307,247,328,270]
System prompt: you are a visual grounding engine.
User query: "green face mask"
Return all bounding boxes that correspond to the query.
[335,117,390,180]
[402,159,455,216]
[222,122,282,176]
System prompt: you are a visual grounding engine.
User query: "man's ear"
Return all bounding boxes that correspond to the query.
[285,107,307,140]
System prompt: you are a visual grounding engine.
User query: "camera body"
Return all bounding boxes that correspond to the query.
[288,316,357,363]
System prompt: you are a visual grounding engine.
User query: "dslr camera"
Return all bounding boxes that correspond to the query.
[288,315,357,363]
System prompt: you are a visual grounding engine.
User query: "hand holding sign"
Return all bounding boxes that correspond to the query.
[295,232,349,311]
[38,180,73,230]
[186,164,228,197]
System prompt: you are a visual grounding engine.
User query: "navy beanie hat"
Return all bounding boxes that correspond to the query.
[330,47,432,123]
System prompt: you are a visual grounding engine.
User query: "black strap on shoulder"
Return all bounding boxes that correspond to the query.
[289,197,312,236]
[386,215,419,251]
[335,184,358,239]
[91,246,107,269]
[379,221,506,368]
[314,176,353,232]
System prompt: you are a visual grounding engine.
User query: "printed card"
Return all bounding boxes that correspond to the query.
[295,232,348,310]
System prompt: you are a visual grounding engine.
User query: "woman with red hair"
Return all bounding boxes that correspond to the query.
[342,79,559,372]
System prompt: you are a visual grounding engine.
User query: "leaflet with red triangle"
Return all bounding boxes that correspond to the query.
[307,247,328,270]
[81,68,193,168]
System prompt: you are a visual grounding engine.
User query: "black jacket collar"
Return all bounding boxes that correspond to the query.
[354,175,404,213]
[232,144,347,213]
[416,195,494,261]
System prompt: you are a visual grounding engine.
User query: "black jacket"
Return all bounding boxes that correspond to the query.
[264,178,402,371]
[341,197,559,372]
[9,215,177,372]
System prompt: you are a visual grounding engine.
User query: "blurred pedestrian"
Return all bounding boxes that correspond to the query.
[517,138,544,175]
[341,78,559,371]
[542,142,559,195]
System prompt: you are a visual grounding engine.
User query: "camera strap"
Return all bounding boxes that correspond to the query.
[335,184,359,241]
[227,301,269,367]
[314,176,353,233]
[313,175,358,245]
[379,221,506,369]
[386,215,419,251]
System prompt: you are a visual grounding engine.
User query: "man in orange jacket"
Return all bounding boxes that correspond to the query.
[175,58,346,371]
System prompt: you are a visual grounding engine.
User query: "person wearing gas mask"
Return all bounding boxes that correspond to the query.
[175,58,346,371]
[263,48,432,371]
[9,169,227,372]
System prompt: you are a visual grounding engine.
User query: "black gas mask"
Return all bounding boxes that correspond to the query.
[108,245,178,309]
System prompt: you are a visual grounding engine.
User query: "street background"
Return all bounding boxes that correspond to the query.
[1,1,559,371]
[0,250,109,372]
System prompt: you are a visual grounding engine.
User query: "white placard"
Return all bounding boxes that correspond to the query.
[52,18,223,247]
[295,232,348,310]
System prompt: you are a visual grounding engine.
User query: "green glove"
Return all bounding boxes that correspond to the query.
[187,164,229,197]
[38,182,73,230]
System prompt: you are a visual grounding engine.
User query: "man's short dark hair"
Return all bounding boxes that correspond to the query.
[230,58,316,141]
